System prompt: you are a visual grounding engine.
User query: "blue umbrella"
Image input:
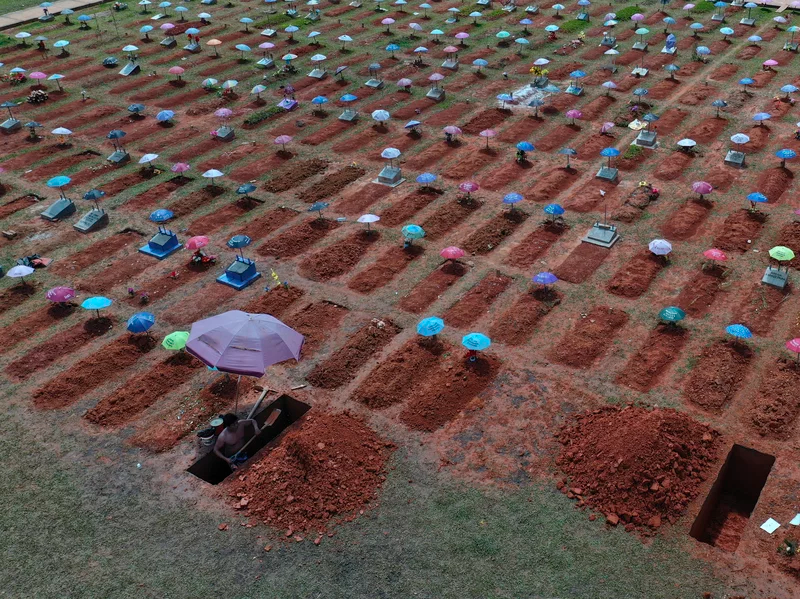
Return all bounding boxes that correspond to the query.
[106,129,126,140]
[416,172,437,185]
[633,87,649,98]
[237,183,257,195]
[83,188,105,209]
[503,192,523,211]
[81,296,112,318]
[543,203,565,216]
[516,141,534,151]
[753,112,771,125]
[545,24,559,32]
[711,98,727,117]
[533,271,558,286]
[776,148,797,167]
[340,94,358,102]
[386,43,400,55]
[308,201,330,218]
[47,175,71,188]
[725,323,752,340]
[473,58,488,69]
[690,22,704,33]
[462,332,491,352]
[558,147,577,168]
[127,311,155,334]
[496,93,513,109]
[311,95,328,105]
[128,103,145,114]
[746,192,767,209]
[570,70,586,79]
[739,77,755,88]
[720,27,734,38]
[149,208,174,222]
[781,84,799,94]
[402,224,425,245]
[696,46,711,56]
[77,14,92,21]
[53,39,70,48]
[156,110,175,122]
[417,316,444,337]
[600,147,620,157]
[227,234,252,256]
[748,35,762,43]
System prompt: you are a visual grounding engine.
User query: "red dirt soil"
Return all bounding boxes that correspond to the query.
[660,198,713,240]
[528,167,580,202]
[302,166,366,203]
[684,340,753,411]
[0,303,77,355]
[550,306,629,368]
[556,405,720,532]
[298,231,380,281]
[257,218,340,259]
[489,289,561,346]
[263,158,328,193]
[306,318,401,389]
[228,412,395,533]
[554,243,610,284]
[774,221,800,269]
[51,230,145,275]
[348,245,424,294]
[399,353,500,432]
[32,334,156,410]
[5,317,113,381]
[674,267,727,317]
[85,352,204,426]
[731,282,789,335]
[399,261,467,314]
[379,189,442,227]
[617,324,688,392]
[131,375,254,453]
[749,357,800,440]
[606,251,665,299]
[505,223,567,268]
[712,209,765,252]
[0,282,39,316]
[421,199,483,240]
[756,167,793,203]
[284,301,349,357]
[443,273,512,328]
[462,211,528,255]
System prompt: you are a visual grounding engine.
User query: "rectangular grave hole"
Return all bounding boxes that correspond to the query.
[690,444,775,552]
[187,395,310,485]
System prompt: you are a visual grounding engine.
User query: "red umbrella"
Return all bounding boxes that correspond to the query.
[786,338,800,361]
[185,235,209,250]
[703,248,727,261]
[440,246,465,260]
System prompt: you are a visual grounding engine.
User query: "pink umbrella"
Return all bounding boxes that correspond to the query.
[46,286,76,303]
[682,3,695,11]
[703,248,727,261]
[443,125,462,135]
[259,41,275,50]
[763,59,778,67]
[600,122,615,134]
[631,13,645,21]
[479,128,496,148]
[429,72,445,81]
[440,246,465,260]
[185,310,304,379]
[459,181,479,194]
[171,162,190,174]
[692,181,713,197]
[29,71,47,80]
[786,338,800,361]
[274,134,293,150]
[214,107,233,120]
[566,109,583,124]
[443,45,459,53]
[381,17,395,28]
[455,32,470,40]
[397,77,412,89]
[185,235,209,250]
[168,66,185,80]
[160,22,175,31]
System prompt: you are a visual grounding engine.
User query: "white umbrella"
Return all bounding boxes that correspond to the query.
[202,169,223,185]
[139,153,159,164]
[51,127,72,135]
[372,109,390,122]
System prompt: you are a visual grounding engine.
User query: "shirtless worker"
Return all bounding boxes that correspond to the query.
[214,413,260,468]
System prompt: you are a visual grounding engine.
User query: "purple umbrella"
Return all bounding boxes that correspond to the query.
[691,181,713,198]
[186,310,304,377]
[46,286,76,303]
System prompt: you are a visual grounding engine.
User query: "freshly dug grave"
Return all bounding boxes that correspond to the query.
[228,412,394,533]
[556,405,721,532]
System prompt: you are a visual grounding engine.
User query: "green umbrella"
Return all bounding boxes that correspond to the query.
[769,246,795,261]
[659,306,686,323]
[162,330,189,350]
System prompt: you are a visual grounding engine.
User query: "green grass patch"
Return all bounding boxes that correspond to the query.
[560,19,588,34]
[624,145,644,160]
[0,34,15,47]
[692,1,716,14]
[614,6,641,21]
[244,105,283,125]
[0,0,43,14]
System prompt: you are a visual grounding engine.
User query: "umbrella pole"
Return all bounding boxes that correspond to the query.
[235,375,241,414]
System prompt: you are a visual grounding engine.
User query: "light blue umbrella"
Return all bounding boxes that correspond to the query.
[127,312,156,334]
[240,16,254,31]
[600,146,620,167]
[83,188,105,209]
[402,224,425,245]
[47,175,71,188]
[663,16,676,26]
[128,103,145,114]
[544,24,559,32]
[696,46,711,56]
[497,93,513,109]
[186,27,200,35]
[237,183,257,196]
[747,35,762,43]
[570,70,586,79]
[558,147,577,168]
[720,27,734,38]
[150,208,174,222]
[462,332,491,351]
[496,30,511,39]
[664,64,680,78]
[156,110,175,122]
[311,95,328,105]
[752,112,771,125]
[416,172,437,184]
[633,88,649,100]
[473,58,488,70]
[781,84,799,95]
[503,192,523,210]
[417,316,444,337]
[725,324,752,340]
[414,46,429,53]
[516,141,534,151]
[340,93,358,102]
[711,98,727,117]
[53,39,70,48]
[386,43,400,57]
[77,14,92,22]
[730,133,750,146]
[689,22,704,33]
[82,296,112,318]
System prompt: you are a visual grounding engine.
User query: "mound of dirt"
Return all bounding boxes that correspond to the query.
[229,413,394,533]
[556,405,720,533]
